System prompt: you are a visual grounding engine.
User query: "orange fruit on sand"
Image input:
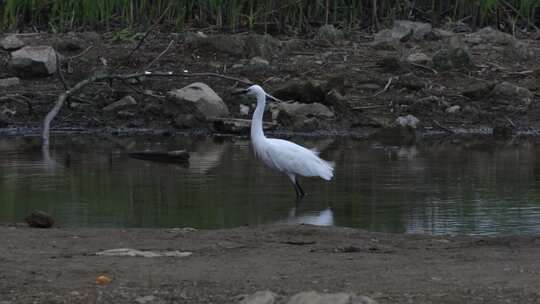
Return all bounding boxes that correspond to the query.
[96,275,111,285]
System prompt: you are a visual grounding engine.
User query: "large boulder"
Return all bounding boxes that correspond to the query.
[168,82,229,119]
[9,46,57,77]
[0,35,25,51]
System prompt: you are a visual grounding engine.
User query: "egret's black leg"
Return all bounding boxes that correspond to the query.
[292,181,302,199]
[295,178,305,198]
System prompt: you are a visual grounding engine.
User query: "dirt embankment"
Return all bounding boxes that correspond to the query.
[1,224,540,304]
[1,24,539,139]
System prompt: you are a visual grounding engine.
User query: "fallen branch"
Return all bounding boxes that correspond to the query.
[67,46,94,60]
[144,40,175,70]
[42,71,253,148]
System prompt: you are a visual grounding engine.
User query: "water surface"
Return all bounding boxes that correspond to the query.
[2,135,540,236]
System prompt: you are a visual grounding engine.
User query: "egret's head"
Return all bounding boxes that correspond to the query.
[232,84,265,97]
[232,84,281,104]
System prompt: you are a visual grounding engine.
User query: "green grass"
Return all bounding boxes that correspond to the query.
[1,0,539,32]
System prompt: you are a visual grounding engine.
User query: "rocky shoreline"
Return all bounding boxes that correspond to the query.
[0,22,539,141]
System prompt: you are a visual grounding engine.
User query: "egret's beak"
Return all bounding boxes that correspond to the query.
[265,93,281,102]
[231,88,249,95]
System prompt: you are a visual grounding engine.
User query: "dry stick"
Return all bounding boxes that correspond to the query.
[410,62,438,75]
[144,40,175,70]
[357,76,394,99]
[124,5,172,62]
[433,119,455,134]
[42,72,254,147]
[55,52,69,91]
[67,46,94,60]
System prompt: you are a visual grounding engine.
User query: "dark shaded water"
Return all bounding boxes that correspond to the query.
[2,135,540,236]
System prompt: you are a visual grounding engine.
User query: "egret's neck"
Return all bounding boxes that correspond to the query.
[251,95,266,143]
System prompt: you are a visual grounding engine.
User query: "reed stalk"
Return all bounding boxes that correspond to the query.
[1,0,539,32]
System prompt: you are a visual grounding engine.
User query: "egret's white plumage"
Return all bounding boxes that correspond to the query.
[239,84,334,198]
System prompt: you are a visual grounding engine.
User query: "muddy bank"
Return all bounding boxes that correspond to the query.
[1,224,540,304]
[1,24,540,140]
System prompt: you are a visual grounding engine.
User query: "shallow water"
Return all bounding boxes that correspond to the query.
[2,135,540,236]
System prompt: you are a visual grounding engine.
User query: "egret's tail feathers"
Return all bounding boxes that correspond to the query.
[319,159,335,181]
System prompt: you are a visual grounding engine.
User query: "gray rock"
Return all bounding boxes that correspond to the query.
[466,27,515,45]
[272,79,327,104]
[1,35,25,51]
[406,52,431,64]
[238,290,278,304]
[249,56,269,66]
[433,39,472,71]
[395,114,420,129]
[316,25,344,44]
[103,95,137,112]
[374,20,432,46]
[512,40,539,61]
[134,295,156,304]
[461,82,496,99]
[0,77,20,87]
[9,46,57,77]
[491,82,534,106]
[25,210,54,228]
[394,20,432,40]
[446,105,461,114]
[168,82,229,119]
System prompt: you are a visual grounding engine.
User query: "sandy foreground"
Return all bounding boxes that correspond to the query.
[1,224,540,303]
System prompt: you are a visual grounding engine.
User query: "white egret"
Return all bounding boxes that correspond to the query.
[233,85,334,199]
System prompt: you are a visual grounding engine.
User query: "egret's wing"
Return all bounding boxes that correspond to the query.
[258,139,334,180]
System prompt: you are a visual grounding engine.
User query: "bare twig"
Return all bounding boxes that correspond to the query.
[144,40,175,70]
[358,76,395,99]
[55,52,69,90]
[432,119,455,134]
[409,62,438,74]
[67,46,94,60]
[124,5,172,62]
